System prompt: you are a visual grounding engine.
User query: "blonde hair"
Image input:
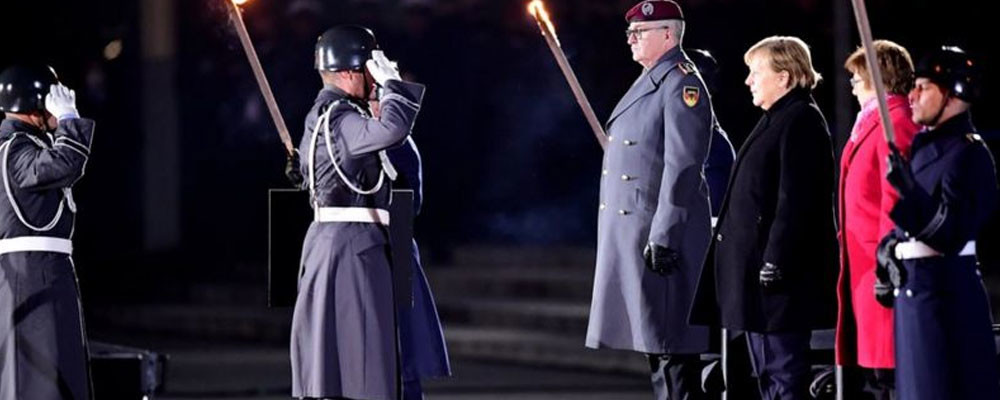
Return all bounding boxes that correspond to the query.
[844,40,915,95]
[744,36,822,90]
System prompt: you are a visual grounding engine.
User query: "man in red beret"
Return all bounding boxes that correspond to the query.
[586,1,718,399]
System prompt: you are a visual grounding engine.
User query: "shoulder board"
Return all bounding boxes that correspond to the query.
[677,61,697,75]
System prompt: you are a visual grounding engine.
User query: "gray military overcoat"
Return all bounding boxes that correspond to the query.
[0,118,94,400]
[291,80,425,400]
[586,47,714,355]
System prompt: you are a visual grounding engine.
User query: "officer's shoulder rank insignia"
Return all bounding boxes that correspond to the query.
[682,86,700,108]
[678,61,696,75]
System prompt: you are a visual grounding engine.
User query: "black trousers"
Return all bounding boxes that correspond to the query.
[648,353,705,400]
[746,331,812,400]
[843,366,895,400]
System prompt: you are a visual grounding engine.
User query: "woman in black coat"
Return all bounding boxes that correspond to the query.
[689,36,838,400]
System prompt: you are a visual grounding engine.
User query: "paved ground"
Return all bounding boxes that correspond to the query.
[118,341,651,400]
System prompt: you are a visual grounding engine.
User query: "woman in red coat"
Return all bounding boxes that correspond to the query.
[835,40,921,399]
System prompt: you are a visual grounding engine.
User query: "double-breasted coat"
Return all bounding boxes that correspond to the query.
[291,80,424,400]
[0,117,94,400]
[834,94,919,368]
[884,112,999,400]
[587,47,715,355]
[689,88,839,333]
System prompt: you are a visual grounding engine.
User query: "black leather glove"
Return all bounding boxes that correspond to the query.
[875,234,906,308]
[643,243,680,276]
[885,144,918,198]
[285,150,304,188]
[759,262,784,291]
[873,281,894,308]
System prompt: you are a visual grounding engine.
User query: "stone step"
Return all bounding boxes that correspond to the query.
[437,297,591,335]
[443,325,647,375]
[185,283,268,306]
[447,246,596,269]
[87,305,291,344]
[426,265,595,301]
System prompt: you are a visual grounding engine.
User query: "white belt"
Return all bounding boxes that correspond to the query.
[315,207,390,226]
[895,240,975,260]
[0,236,73,255]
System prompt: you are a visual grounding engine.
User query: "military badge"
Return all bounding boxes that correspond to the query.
[683,86,699,107]
[642,2,655,16]
[678,61,696,75]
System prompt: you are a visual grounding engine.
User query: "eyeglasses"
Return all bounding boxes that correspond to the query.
[626,26,668,40]
[849,77,864,87]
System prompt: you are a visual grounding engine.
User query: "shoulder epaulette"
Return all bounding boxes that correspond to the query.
[677,61,696,75]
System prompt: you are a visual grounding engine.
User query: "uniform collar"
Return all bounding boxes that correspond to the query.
[318,85,370,107]
[645,46,684,85]
[929,111,975,136]
[319,84,348,100]
[0,118,43,141]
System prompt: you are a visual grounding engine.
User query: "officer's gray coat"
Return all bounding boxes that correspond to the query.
[291,80,424,400]
[586,47,713,354]
[0,118,94,400]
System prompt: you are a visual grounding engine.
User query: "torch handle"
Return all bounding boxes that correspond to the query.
[849,0,896,147]
[227,1,296,156]
[535,19,609,151]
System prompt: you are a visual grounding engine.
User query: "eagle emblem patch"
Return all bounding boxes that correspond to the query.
[683,86,700,108]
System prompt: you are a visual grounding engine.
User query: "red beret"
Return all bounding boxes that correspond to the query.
[626,0,684,22]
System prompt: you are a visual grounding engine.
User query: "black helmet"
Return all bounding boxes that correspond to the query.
[315,25,378,72]
[687,49,718,94]
[914,46,980,103]
[0,65,60,114]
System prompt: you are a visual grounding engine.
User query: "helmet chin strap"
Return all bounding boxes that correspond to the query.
[928,90,951,128]
[362,72,378,101]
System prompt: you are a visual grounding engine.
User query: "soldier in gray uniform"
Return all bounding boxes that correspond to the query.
[586,1,716,399]
[288,25,425,400]
[0,65,95,400]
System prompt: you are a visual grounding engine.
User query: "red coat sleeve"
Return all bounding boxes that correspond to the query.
[876,104,921,237]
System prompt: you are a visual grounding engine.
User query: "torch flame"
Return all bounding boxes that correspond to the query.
[232,0,250,6]
[527,0,559,44]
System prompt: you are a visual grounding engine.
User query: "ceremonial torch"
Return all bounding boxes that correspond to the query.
[528,0,609,150]
[225,0,296,157]
[849,0,896,149]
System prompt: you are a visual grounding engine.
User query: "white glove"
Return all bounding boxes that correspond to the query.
[45,84,79,120]
[365,50,401,86]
